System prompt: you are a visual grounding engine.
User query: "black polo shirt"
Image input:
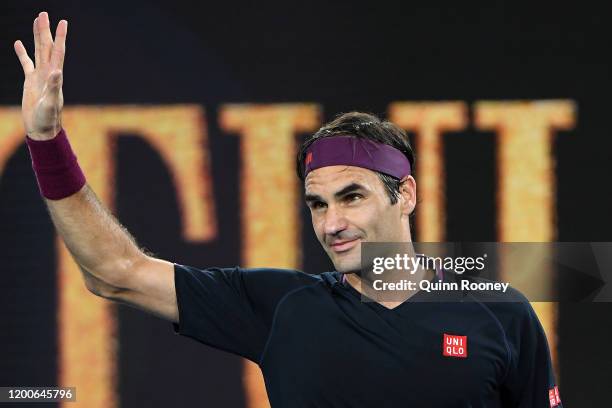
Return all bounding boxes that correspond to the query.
[173,263,562,407]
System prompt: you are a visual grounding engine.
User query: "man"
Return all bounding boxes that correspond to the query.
[14,12,562,407]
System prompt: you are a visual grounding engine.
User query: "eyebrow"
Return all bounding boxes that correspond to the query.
[304,183,367,204]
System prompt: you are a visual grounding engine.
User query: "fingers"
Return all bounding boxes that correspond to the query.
[30,12,67,71]
[37,12,54,67]
[50,20,68,70]
[33,16,41,67]
[14,40,34,75]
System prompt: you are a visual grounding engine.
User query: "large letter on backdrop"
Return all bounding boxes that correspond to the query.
[0,105,215,408]
[475,100,576,372]
[220,103,320,408]
[58,105,215,408]
[388,102,468,242]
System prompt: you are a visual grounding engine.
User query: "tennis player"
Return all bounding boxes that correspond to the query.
[14,12,563,407]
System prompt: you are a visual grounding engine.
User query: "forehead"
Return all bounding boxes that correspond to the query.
[304,165,380,194]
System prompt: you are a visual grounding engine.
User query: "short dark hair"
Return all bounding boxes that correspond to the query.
[296,112,415,205]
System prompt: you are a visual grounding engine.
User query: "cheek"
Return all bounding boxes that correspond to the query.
[347,203,379,231]
[311,214,325,240]
[361,203,400,236]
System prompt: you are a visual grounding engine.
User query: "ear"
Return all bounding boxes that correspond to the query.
[398,176,416,217]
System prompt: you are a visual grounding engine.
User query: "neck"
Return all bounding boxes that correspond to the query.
[342,243,435,307]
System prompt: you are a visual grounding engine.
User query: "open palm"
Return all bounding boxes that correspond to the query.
[14,11,67,140]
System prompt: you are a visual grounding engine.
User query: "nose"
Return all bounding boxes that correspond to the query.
[323,204,348,236]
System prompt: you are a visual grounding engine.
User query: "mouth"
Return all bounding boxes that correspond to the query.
[330,238,360,253]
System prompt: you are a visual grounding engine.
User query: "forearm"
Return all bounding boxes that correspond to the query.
[24,124,144,288]
[46,183,144,288]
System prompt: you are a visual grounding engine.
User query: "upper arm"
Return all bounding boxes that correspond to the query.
[97,259,314,362]
[106,256,178,323]
[500,302,561,407]
[170,265,314,362]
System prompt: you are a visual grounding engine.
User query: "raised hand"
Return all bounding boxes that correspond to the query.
[14,12,68,140]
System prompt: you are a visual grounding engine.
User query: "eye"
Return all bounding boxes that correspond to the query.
[344,193,363,203]
[309,201,327,210]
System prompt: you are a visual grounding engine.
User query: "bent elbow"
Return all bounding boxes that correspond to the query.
[83,274,124,300]
[81,253,146,299]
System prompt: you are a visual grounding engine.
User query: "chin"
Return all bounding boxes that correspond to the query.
[332,257,361,274]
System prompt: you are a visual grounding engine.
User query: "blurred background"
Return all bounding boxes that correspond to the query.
[1,1,611,407]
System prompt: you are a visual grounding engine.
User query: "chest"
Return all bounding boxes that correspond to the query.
[260,296,508,406]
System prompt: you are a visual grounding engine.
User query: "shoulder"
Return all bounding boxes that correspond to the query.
[174,263,330,307]
[236,267,327,296]
[442,269,534,323]
[175,263,316,279]
[441,269,527,302]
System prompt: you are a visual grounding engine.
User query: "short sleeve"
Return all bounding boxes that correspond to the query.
[501,302,563,408]
[172,263,314,363]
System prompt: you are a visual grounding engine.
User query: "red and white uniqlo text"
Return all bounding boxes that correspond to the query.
[442,333,468,358]
[549,385,561,407]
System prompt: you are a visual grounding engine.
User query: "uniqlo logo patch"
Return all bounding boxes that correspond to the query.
[442,333,467,358]
[549,386,561,407]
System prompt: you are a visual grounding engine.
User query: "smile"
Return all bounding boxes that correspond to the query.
[330,238,360,253]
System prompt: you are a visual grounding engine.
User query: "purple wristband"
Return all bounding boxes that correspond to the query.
[25,129,86,200]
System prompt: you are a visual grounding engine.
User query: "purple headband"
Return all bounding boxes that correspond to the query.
[304,136,411,179]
